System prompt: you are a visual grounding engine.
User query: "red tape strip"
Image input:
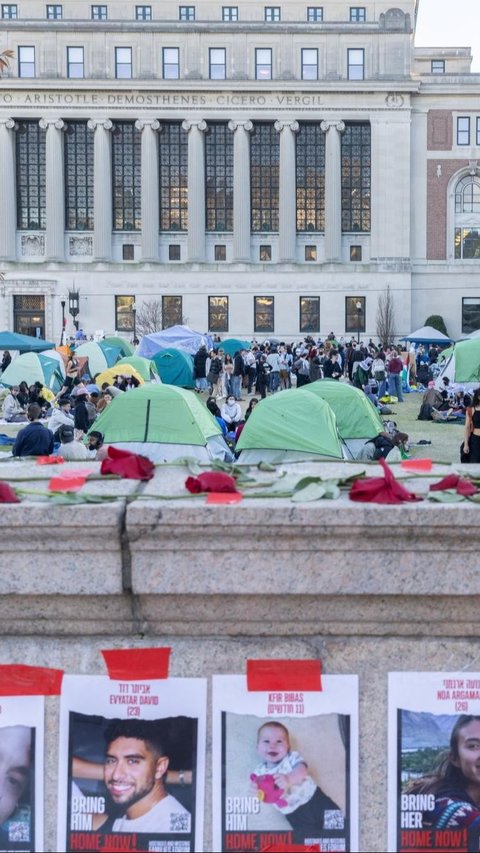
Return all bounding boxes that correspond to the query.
[0,665,63,696]
[101,648,171,681]
[247,660,322,692]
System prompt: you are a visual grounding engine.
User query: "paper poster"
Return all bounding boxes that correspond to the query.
[57,675,207,853]
[212,674,359,852]
[389,671,480,853]
[0,695,44,853]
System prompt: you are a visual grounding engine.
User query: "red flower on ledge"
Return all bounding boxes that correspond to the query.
[185,472,238,494]
[0,483,20,503]
[349,458,422,505]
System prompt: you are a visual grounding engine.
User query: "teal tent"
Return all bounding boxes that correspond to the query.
[152,348,195,388]
[214,338,251,356]
[89,384,232,463]
[236,388,344,462]
[1,352,64,391]
[75,341,123,376]
[116,355,160,383]
[103,336,135,358]
[0,331,55,353]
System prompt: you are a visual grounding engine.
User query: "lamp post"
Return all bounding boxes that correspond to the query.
[60,299,66,346]
[68,289,80,332]
[132,301,137,345]
[355,301,363,344]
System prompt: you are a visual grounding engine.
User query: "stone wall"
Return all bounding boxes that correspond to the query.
[1,457,480,850]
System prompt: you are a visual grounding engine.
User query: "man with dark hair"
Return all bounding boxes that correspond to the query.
[102,719,191,834]
[12,403,54,457]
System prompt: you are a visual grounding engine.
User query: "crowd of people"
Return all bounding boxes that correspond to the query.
[1,332,479,464]
[193,336,422,407]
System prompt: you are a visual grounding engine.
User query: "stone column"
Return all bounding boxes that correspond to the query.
[39,118,65,261]
[182,119,207,262]
[135,119,161,262]
[275,120,299,262]
[228,119,253,262]
[321,119,345,263]
[0,119,17,260]
[87,119,113,261]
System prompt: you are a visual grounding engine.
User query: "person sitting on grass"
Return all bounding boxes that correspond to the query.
[12,403,54,457]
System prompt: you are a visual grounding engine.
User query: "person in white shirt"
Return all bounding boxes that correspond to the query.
[2,386,26,422]
[102,719,191,834]
[47,397,74,434]
[57,424,92,460]
[220,396,243,431]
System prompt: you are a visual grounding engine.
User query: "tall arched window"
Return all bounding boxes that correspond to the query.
[455,175,480,259]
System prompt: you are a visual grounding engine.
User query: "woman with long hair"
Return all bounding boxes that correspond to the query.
[463,388,480,463]
[407,715,480,830]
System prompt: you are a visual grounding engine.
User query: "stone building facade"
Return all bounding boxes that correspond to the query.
[0,0,479,341]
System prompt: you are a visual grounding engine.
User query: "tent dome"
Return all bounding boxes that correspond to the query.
[89,384,232,463]
[236,388,343,462]
[152,348,195,388]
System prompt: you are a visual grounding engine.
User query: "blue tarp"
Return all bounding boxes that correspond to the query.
[137,325,213,358]
[0,331,56,353]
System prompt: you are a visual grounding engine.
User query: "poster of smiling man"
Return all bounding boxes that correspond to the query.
[57,675,207,853]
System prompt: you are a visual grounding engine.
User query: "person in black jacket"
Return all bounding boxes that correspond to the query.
[73,387,91,434]
[193,345,209,392]
[12,403,54,457]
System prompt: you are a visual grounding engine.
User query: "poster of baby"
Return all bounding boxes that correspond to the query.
[212,672,359,853]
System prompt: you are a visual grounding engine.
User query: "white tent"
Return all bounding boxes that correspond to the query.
[136,325,213,358]
[400,325,453,344]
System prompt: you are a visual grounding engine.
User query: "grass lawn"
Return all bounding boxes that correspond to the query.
[385,389,464,465]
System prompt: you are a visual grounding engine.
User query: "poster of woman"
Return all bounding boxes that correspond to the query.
[57,675,207,853]
[212,674,359,853]
[0,695,43,853]
[389,672,480,852]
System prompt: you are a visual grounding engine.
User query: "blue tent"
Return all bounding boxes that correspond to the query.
[152,348,195,388]
[0,331,55,353]
[214,338,251,356]
[137,325,213,358]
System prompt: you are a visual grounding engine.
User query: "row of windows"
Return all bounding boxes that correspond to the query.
[115,294,367,334]
[2,4,367,22]
[16,120,371,234]
[15,45,366,81]
[457,116,480,147]
[120,242,364,262]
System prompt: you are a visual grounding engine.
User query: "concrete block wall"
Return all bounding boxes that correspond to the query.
[1,458,480,850]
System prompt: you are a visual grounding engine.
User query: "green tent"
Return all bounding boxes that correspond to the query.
[1,352,64,391]
[90,384,221,445]
[75,341,122,376]
[0,331,55,353]
[215,338,251,356]
[300,380,384,439]
[236,388,343,460]
[116,355,160,383]
[152,348,195,388]
[439,337,480,384]
[103,336,135,357]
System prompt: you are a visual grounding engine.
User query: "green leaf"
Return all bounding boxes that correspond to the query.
[428,491,466,503]
[291,483,327,502]
[257,461,277,472]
